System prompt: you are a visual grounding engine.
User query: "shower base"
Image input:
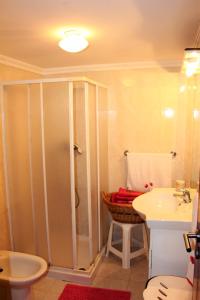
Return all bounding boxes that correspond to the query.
[48,246,105,284]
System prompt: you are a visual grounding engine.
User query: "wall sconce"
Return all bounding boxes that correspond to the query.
[193,109,200,120]
[182,48,200,77]
[162,108,175,118]
[58,29,89,53]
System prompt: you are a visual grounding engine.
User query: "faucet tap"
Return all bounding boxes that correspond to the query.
[173,188,192,204]
[182,190,191,203]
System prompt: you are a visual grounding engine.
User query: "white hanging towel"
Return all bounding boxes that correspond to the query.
[126,153,172,192]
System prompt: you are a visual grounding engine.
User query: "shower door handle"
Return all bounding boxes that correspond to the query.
[74,144,82,154]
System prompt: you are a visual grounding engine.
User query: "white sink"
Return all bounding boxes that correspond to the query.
[133,188,196,229]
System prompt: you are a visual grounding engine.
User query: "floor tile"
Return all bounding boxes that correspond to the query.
[30,254,148,300]
[49,280,67,294]
[44,292,61,300]
[93,277,129,290]
[95,258,131,281]
[127,277,147,300]
[129,287,144,300]
[130,256,148,282]
[33,277,58,292]
[31,289,46,300]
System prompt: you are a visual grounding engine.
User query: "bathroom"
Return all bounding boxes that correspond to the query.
[0,1,200,300]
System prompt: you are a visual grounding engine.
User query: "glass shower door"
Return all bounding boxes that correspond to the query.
[42,82,74,268]
[3,82,74,269]
[73,81,101,269]
[87,83,99,261]
[73,82,90,269]
[3,85,36,254]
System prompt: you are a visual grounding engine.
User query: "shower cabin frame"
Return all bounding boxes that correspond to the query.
[0,77,108,283]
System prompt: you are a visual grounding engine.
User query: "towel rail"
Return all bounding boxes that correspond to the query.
[124,150,129,156]
[124,150,177,158]
[170,151,177,158]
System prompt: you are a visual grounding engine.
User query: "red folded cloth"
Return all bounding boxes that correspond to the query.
[113,199,133,204]
[111,195,133,204]
[118,187,143,198]
[111,188,144,204]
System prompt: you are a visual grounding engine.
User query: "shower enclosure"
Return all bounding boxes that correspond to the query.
[0,77,108,281]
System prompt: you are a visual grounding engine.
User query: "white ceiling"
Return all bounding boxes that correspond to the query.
[0,0,199,68]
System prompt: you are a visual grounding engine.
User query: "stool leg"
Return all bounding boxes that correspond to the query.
[106,221,113,257]
[122,225,131,269]
[143,223,148,256]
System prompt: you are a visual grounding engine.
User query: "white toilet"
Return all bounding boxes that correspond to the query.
[0,250,48,300]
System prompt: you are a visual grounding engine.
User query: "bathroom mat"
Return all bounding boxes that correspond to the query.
[58,284,131,300]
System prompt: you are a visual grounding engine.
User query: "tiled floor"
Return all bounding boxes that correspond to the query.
[32,254,148,300]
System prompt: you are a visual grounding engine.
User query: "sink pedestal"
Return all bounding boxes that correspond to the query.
[11,286,31,300]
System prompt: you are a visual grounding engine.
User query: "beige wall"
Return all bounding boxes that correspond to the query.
[0,64,40,80]
[47,67,188,191]
[0,63,39,250]
[185,75,200,187]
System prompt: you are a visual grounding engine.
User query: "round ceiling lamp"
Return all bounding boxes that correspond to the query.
[58,29,89,53]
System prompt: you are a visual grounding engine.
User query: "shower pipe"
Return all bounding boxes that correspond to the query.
[74,143,82,209]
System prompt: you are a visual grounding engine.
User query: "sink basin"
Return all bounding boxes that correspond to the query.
[133,188,196,229]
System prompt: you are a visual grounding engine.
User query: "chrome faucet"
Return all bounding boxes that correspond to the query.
[182,190,191,203]
[173,189,192,204]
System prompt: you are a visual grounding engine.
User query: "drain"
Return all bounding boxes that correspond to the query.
[78,267,86,271]
[0,268,3,272]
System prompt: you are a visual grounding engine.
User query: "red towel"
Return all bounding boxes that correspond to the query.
[111,188,143,204]
[112,194,133,204]
[113,200,133,204]
[118,187,143,198]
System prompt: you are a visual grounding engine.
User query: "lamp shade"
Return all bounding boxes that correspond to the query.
[59,29,89,53]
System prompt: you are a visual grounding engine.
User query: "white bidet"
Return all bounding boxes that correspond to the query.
[0,250,48,300]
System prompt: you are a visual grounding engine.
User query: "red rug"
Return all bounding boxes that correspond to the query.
[58,284,131,300]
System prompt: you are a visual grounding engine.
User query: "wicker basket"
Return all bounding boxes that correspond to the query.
[102,192,144,224]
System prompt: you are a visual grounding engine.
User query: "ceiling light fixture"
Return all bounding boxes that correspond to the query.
[58,29,89,53]
[183,48,200,77]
